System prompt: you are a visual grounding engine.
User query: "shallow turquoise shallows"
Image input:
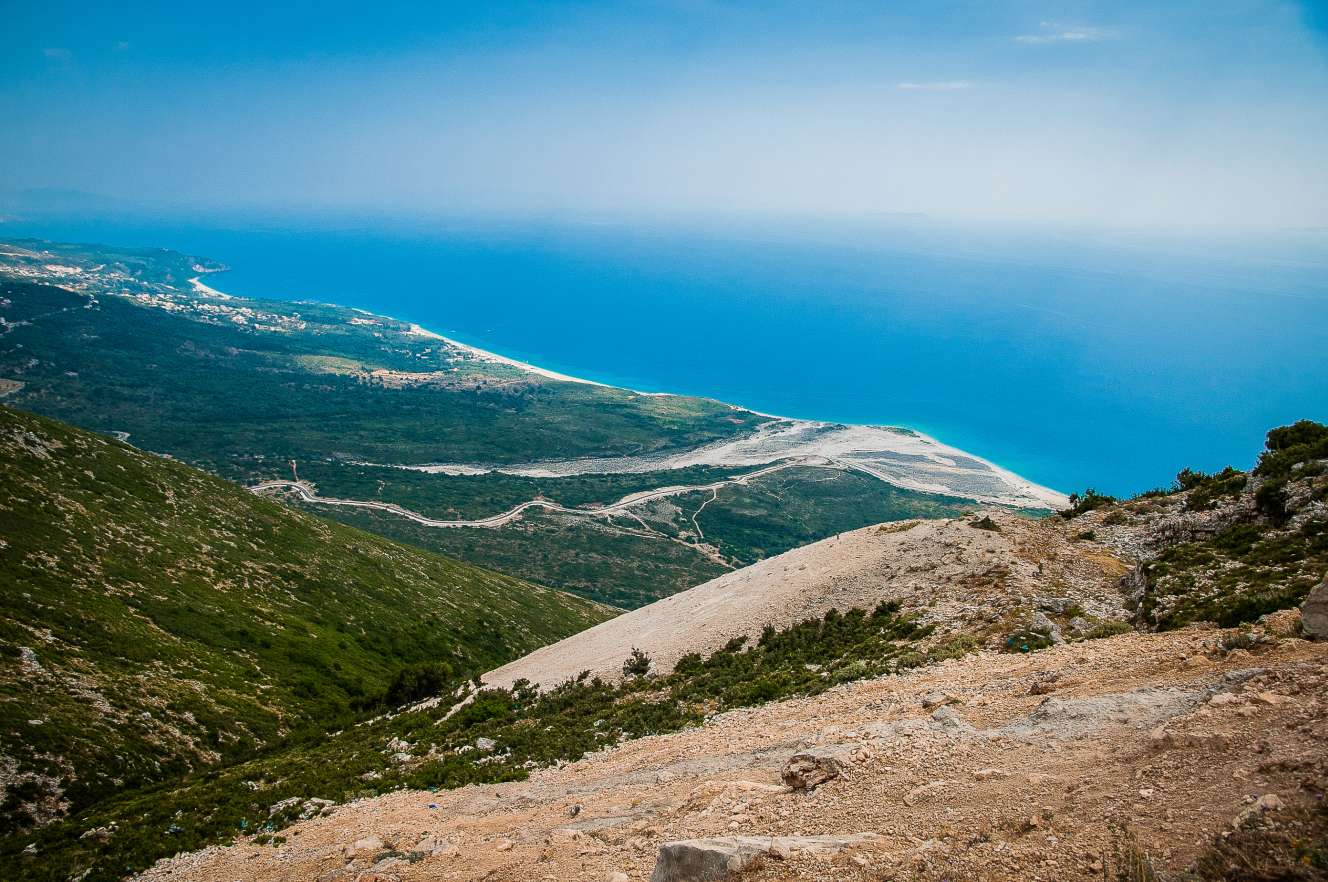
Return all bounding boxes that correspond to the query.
[10,215,1327,496]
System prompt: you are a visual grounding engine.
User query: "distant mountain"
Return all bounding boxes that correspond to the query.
[0,404,610,835]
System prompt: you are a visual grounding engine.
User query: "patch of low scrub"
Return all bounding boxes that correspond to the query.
[1107,801,1328,881]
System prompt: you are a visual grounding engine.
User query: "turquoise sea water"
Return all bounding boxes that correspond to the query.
[6,214,1327,496]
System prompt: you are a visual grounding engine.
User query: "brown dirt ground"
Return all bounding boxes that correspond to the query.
[141,624,1328,882]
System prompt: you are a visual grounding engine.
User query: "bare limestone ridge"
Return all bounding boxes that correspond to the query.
[484,511,1131,691]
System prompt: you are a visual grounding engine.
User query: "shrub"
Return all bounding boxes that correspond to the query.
[380,662,455,709]
[621,647,652,679]
[1061,489,1116,519]
[1256,419,1328,479]
[1002,629,1054,654]
[1254,479,1289,526]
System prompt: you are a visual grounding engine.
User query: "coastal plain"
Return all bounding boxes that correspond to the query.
[0,239,1059,606]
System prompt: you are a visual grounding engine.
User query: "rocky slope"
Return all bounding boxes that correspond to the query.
[485,511,1129,690]
[126,421,1328,882]
[138,620,1328,882]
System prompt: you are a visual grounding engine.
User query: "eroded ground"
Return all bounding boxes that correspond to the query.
[142,623,1328,882]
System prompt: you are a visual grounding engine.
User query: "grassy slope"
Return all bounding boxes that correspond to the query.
[0,405,610,836]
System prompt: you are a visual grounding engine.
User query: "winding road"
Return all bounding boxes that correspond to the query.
[247,456,831,530]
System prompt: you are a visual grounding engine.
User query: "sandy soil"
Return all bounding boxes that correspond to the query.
[140,625,1328,882]
[359,420,1067,510]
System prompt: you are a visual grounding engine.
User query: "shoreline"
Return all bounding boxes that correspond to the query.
[189,274,1067,508]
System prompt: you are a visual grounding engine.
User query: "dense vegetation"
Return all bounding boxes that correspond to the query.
[2,601,964,882]
[0,276,765,475]
[316,465,980,607]
[0,405,608,837]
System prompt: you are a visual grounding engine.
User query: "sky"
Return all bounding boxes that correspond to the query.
[3,0,1328,230]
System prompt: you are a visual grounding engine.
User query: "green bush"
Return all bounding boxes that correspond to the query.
[379,662,456,708]
[1060,489,1116,519]
[1256,419,1328,479]
[621,647,652,679]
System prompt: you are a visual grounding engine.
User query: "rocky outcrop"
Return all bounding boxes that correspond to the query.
[780,750,845,791]
[1304,575,1328,639]
[649,834,879,881]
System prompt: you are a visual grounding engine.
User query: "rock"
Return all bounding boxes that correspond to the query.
[496,837,514,851]
[973,768,1008,781]
[1031,611,1065,645]
[609,874,630,882]
[413,835,458,857]
[1037,597,1074,614]
[903,779,956,807]
[1234,793,1285,826]
[920,691,955,710]
[79,826,112,841]
[476,736,498,751]
[302,797,336,819]
[268,796,302,816]
[1259,608,1302,637]
[1029,673,1060,696]
[930,705,974,734]
[1302,576,1328,639]
[315,869,353,882]
[781,750,843,791]
[650,838,769,881]
[344,834,384,858]
[1121,564,1149,613]
[650,835,878,882]
[1068,616,1092,638]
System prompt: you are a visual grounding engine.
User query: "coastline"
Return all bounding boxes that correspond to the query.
[189,274,1067,509]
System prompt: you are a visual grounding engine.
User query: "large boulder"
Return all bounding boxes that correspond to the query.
[781,750,844,791]
[650,838,769,881]
[1303,575,1328,639]
[650,835,879,882]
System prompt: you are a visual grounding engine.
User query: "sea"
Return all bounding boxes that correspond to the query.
[5,211,1326,497]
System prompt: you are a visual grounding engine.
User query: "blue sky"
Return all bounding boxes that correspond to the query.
[3,1,1327,229]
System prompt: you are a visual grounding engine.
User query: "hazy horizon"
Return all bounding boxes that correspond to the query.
[5,1,1328,232]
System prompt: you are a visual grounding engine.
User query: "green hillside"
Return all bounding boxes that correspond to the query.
[0,405,610,836]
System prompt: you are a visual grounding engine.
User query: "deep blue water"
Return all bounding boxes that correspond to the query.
[5,213,1327,496]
